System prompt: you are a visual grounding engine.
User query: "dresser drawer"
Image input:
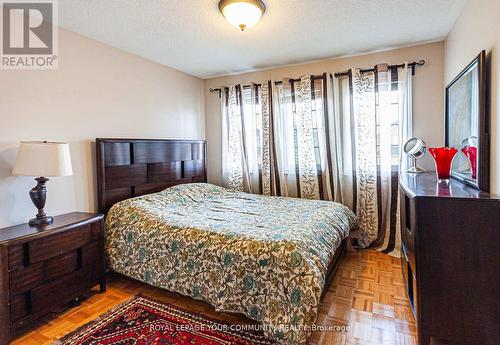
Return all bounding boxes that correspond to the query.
[29,225,91,263]
[400,189,416,271]
[402,226,415,271]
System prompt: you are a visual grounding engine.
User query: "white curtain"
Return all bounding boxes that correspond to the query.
[329,74,355,209]
[399,64,413,172]
[221,85,251,192]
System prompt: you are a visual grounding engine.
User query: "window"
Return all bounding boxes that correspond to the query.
[242,85,261,173]
[375,71,401,167]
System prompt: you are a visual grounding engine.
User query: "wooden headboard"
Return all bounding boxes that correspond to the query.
[96,138,207,214]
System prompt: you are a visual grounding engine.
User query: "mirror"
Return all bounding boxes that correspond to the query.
[445,50,489,191]
[404,137,426,173]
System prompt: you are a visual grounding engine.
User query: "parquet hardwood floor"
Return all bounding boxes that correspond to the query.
[11,250,416,345]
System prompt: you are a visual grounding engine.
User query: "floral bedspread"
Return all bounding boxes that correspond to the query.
[105,183,357,344]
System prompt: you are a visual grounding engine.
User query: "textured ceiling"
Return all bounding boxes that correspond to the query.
[58,0,467,79]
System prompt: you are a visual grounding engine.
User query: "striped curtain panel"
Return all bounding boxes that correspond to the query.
[259,81,281,195]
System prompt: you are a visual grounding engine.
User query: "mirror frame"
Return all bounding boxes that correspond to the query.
[445,50,489,192]
[404,137,426,159]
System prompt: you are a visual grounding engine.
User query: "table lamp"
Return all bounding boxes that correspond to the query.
[12,141,73,226]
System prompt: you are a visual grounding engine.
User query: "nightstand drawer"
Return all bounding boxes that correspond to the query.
[8,245,26,271]
[31,266,93,313]
[90,221,101,241]
[82,241,100,266]
[29,224,91,263]
[10,263,44,295]
[10,294,29,322]
[45,250,80,281]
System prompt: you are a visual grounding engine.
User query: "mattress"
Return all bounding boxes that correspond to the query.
[104,183,357,344]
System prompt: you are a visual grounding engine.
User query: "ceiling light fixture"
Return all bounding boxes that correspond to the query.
[218,0,266,31]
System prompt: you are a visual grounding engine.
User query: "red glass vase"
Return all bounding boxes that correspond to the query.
[429,147,458,181]
[461,146,477,179]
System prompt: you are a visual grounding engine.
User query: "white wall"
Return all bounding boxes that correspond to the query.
[0,28,205,228]
[445,0,500,195]
[204,42,445,185]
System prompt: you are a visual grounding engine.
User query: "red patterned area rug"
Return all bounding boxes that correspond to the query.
[54,295,274,345]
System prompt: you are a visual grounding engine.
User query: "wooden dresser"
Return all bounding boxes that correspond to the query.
[399,173,499,345]
[0,212,105,344]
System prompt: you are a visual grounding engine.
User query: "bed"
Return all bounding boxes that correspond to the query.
[96,138,357,344]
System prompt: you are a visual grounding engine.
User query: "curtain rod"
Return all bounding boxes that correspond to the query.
[209,60,425,95]
[333,59,425,78]
[209,74,326,94]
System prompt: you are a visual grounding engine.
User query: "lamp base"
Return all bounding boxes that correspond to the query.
[28,177,53,227]
[29,216,54,226]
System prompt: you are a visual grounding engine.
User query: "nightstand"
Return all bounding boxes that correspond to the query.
[0,212,105,345]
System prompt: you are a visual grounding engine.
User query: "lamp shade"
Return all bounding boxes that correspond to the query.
[13,141,73,177]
